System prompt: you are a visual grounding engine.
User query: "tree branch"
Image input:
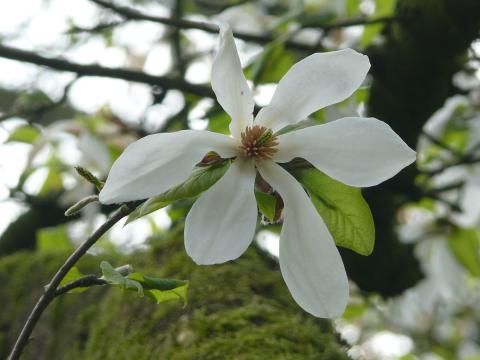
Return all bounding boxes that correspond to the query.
[89,0,312,52]
[54,264,133,296]
[421,155,480,176]
[8,204,136,360]
[310,15,398,32]
[0,44,214,99]
[90,0,398,52]
[67,21,123,34]
[54,275,107,297]
[422,131,463,157]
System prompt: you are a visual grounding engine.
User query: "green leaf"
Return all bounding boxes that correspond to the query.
[128,273,188,306]
[297,12,336,28]
[100,261,188,306]
[255,191,277,222]
[342,302,367,320]
[207,108,230,135]
[246,43,295,85]
[37,225,72,252]
[7,126,40,143]
[294,168,375,255]
[126,162,230,224]
[17,90,53,109]
[39,168,63,196]
[346,0,360,16]
[360,0,396,48]
[100,261,143,295]
[59,267,87,294]
[447,227,480,277]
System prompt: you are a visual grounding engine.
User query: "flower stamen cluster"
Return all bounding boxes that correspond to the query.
[240,125,278,160]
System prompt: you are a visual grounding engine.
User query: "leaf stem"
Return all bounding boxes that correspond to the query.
[7,204,136,360]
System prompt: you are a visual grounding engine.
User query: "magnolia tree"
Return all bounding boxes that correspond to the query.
[1,0,480,359]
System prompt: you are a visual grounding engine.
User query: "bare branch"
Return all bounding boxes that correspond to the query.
[53,275,107,297]
[0,44,214,98]
[309,15,398,32]
[90,0,316,52]
[421,155,480,176]
[90,0,398,52]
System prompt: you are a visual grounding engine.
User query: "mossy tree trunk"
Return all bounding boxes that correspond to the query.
[1,229,348,360]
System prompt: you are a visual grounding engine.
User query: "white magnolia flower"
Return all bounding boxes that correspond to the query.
[99,24,415,318]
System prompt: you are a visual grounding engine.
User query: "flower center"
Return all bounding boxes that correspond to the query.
[239,125,278,160]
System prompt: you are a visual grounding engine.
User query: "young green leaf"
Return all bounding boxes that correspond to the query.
[447,227,480,277]
[255,191,277,223]
[246,43,294,85]
[126,162,230,224]
[360,0,396,48]
[100,262,188,306]
[39,168,63,196]
[128,273,188,306]
[100,261,143,295]
[294,168,375,255]
[37,225,72,252]
[207,108,230,135]
[7,125,40,144]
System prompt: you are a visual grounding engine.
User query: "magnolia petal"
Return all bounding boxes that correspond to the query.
[274,117,416,187]
[257,160,349,318]
[185,159,257,264]
[99,130,237,204]
[256,49,370,132]
[212,23,254,139]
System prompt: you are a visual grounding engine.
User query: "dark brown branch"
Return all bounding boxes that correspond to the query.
[0,44,214,99]
[426,180,465,194]
[89,0,311,52]
[67,21,123,34]
[54,275,107,297]
[309,15,398,32]
[90,0,398,52]
[422,131,463,157]
[421,155,480,176]
[54,263,133,296]
[8,204,136,360]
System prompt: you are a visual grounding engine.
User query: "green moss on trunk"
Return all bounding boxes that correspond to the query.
[0,230,347,359]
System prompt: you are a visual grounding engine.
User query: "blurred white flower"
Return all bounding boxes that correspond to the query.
[390,235,468,332]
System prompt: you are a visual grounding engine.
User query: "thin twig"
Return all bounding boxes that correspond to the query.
[67,21,123,34]
[0,44,214,99]
[89,0,310,50]
[8,204,136,360]
[425,193,462,212]
[90,0,396,52]
[54,275,107,297]
[425,180,465,194]
[421,155,480,176]
[54,264,133,296]
[422,131,463,157]
[309,15,398,32]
